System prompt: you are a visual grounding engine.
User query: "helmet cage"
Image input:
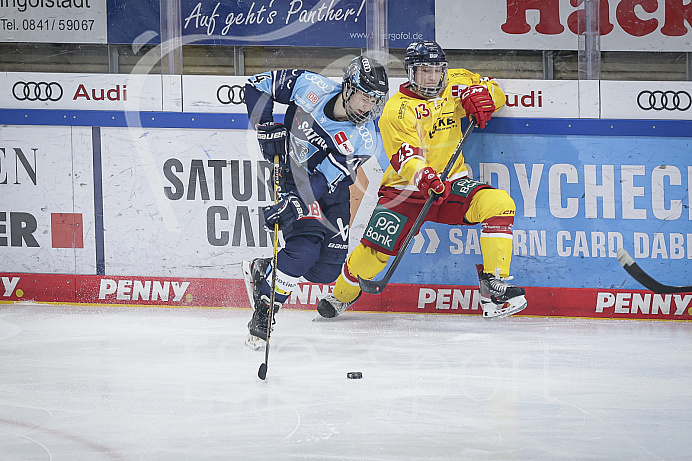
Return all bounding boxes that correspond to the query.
[343,84,386,125]
[407,62,448,99]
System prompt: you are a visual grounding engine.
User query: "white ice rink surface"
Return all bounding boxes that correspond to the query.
[1,304,691,461]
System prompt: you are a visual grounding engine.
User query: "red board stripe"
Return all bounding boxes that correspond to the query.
[1,272,690,321]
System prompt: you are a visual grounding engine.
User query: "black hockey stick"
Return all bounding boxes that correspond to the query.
[258,155,281,380]
[358,119,476,295]
[617,248,692,294]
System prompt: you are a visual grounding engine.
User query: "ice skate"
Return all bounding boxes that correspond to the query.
[242,258,281,348]
[247,294,280,340]
[245,333,265,350]
[316,293,360,318]
[477,264,527,319]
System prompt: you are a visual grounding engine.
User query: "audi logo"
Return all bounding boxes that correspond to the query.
[12,81,63,102]
[637,90,691,111]
[217,84,245,105]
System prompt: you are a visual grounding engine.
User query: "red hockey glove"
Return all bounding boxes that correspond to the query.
[414,167,449,205]
[460,85,495,129]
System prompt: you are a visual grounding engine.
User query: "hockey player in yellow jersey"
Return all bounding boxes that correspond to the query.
[316,40,528,319]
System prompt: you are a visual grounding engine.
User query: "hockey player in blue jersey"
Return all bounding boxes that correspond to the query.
[242,56,388,347]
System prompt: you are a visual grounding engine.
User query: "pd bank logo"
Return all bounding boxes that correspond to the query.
[99,279,191,303]
[451,178,484,198]
[363,205,407,252]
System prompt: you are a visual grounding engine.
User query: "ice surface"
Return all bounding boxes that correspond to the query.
[1,304,691,460]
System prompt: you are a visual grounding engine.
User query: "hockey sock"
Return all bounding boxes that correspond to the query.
[261,265,300,304]
[261,234,322,303]
[481,212,514,277]
[466,189,516,278]
[480,223,513,278]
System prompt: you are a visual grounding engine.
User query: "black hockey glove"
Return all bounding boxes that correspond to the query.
[256,122,289,163]
[262,192,307,230]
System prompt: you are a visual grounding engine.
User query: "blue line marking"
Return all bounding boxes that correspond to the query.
[0,109,689,136]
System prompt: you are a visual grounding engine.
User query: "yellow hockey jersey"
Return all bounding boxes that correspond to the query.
[377,69,506,191]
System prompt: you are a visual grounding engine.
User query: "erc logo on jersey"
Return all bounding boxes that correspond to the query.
[334,131,355,155]
[450,178,485,197]
[302,201,323,220]
[363,204,407,252]
[450,84,469,98]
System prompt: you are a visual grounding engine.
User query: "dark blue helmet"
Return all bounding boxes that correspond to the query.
[342,56,389,125]
[404,41,447,69]
[343,55,388,99]
[404,41,448,98]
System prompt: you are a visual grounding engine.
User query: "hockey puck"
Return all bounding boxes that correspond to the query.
[347,372,362,379]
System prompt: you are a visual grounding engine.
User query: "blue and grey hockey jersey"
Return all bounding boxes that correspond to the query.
[245,69,382,201]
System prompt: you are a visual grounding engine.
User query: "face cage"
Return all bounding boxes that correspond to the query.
[408,63,448,99]
[343,85,386,125]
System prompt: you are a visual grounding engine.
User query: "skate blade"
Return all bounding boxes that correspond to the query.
[241,260,255,310]
[245,334,265,350]
[482,296,527,319]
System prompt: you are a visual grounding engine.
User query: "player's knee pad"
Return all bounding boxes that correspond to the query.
[469,189,515,223]
[485,189,515,215]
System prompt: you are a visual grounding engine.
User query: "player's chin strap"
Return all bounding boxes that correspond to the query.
[358,118,476,295]
[258,154,281,380]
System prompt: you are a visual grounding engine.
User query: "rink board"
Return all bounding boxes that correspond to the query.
[1,272,690,321]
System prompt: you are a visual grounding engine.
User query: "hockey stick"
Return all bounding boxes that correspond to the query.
[258,155,281,380]
[617,248,692,294]
[358,119,476,295]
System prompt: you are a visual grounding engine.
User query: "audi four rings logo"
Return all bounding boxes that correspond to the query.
[217,84,245,104]
[12,81,63,102]
[637,90,691,111]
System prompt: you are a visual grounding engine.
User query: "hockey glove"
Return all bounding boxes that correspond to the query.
[256,122,289,163]
[414,166,449,205]
[262,192,307,230]
[460,85,495,129]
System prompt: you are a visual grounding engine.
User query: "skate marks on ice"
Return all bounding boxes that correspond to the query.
[0,309,23,341]
[1,304,691,459]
